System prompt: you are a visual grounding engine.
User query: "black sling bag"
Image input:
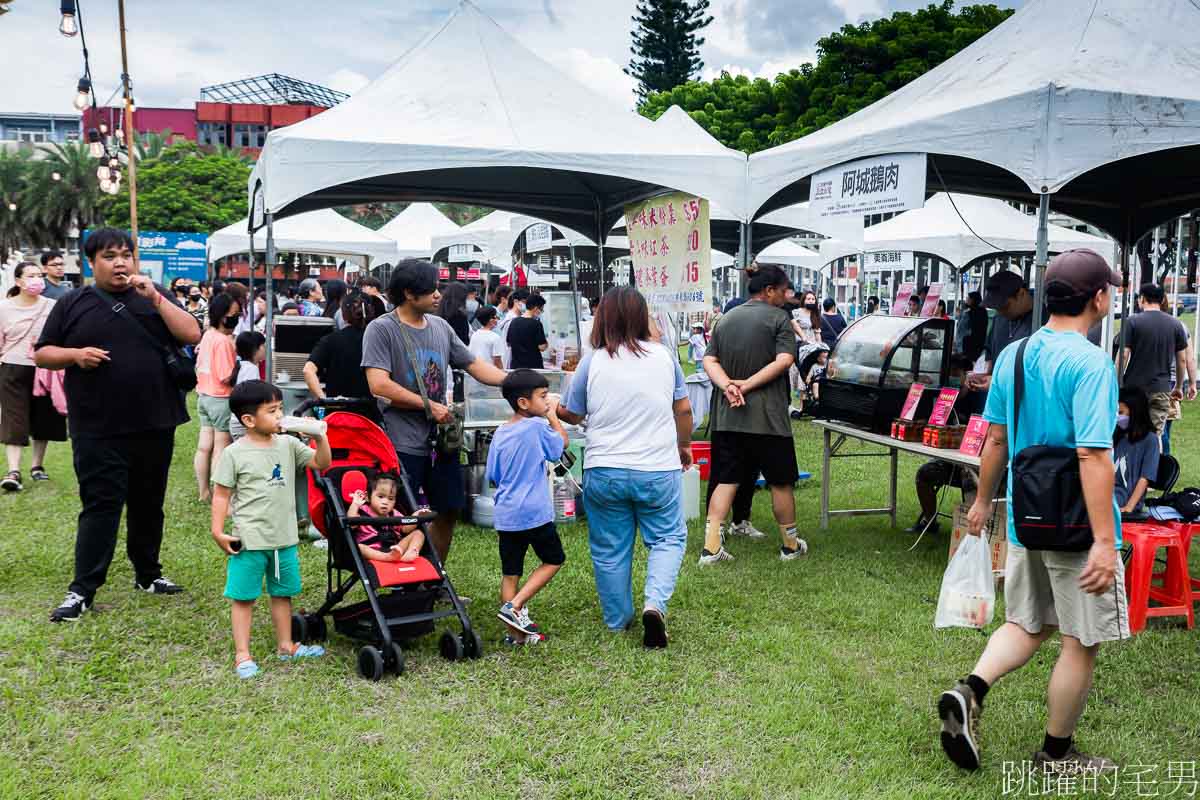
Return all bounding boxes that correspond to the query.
[1009,337,1093,551]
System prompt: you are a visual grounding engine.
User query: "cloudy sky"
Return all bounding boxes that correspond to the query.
[0,0,1023,115]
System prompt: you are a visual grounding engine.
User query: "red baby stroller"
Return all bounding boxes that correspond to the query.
[292,398,482,680]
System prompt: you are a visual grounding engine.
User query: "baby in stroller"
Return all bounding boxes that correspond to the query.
[348,471,428,563]
[790,342,830,418]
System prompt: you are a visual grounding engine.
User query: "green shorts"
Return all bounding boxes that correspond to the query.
[224,545,302,601]
[197,393,232,433]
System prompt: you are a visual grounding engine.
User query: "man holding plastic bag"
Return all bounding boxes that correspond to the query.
[936,250,1129,776]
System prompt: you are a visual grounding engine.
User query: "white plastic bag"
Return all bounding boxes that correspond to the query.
[935,533,995,629]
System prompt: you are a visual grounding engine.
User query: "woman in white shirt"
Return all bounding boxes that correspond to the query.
[558,286,693,649]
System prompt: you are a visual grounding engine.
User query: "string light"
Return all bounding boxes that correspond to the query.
[96,165,111,181]
[7,203,16,212]
[99,178,112,193]
[98,121,108,135]
[59,0,78,36]
[87,128,103,158]
[51,172,62,181]
[73,76,91,111]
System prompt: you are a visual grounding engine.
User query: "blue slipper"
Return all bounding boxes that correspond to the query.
[235,659,260,679]
[280,644,325,661]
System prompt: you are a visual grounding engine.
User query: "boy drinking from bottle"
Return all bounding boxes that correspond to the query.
[211,380,332,678]
[487,369,569,643]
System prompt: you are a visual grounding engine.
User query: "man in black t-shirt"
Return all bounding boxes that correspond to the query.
[506,294,548,369]
[1123,282,1195,433]
[36,228,202,623]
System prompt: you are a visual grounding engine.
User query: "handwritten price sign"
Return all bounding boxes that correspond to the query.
[624,193,711,312]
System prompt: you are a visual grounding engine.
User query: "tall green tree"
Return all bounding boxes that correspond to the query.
[99,140,250,233]
[21,143,103,248]
[0,149,30,262]
[625,0,713,104]
[640,1,1013,152]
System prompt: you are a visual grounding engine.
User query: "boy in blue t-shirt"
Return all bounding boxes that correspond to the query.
[486,369,569,643]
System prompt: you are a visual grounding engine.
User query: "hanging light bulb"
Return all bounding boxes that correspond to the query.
[105,181,120,196]
[99,178,113,193]
[59,0,78,36]
[108,157,120,169]
[73,77,91,111]
[87,128,103,158]
[7,202,17,212]
[51,172,62,182]
[98,121,109,135]
[96,165,111,181]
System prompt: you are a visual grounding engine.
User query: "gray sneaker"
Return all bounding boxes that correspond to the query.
[698,547,734,565]
[1033,747,1117,776]
[729,520,767,540]
[779,539,809,561]
[938,680,982,771]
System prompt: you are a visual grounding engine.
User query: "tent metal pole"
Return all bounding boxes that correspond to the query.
[265,212,276,381]
[569,243,582,355]
[1032,193,1050,329]
[247,232,255,331]
[595,198,606,298]
[1116,214,1134,385]
[1102,239,1118,355]
[1173,217,1184,313]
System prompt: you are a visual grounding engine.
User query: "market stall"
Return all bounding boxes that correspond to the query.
[207,208,399,271]
[377,202,461,265]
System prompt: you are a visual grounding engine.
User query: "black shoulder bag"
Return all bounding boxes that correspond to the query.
[1009,337,1093,551]
[92,286,198,392]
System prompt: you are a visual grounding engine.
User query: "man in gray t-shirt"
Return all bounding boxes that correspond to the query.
[362,260,507,560]
[1122,283,1194,434]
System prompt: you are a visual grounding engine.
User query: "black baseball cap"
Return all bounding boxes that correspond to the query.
[982,271,1026,309]
[1044,248,1121,296]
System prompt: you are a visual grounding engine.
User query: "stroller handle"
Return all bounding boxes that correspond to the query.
[294,396,377,418]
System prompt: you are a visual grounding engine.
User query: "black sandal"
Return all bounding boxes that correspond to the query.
[0,471,22,492]
[30,467,49,481]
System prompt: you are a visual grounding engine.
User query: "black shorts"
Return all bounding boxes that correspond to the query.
[497,522,565,577]
[710,431,800,487]
[397,451,466,513]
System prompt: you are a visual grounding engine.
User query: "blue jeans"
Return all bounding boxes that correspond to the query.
[1163,419,1173,456]
[582,467,687,631]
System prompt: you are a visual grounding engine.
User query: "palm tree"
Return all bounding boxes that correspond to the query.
[0,149,31,262]
[21,142,103,250]
[135,129,174,161]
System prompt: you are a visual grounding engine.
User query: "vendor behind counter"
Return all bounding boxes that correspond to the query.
[303,291,386,401]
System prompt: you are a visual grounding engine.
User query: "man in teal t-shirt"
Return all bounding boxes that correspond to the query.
[937,249,1129,776]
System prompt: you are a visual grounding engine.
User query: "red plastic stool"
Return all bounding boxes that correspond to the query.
[1152,522,1199,601]
[1123,522,1194,634]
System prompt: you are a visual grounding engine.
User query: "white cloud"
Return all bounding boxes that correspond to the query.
[831,0,887,22]
[545,48,637,110]
[326,68,371,95]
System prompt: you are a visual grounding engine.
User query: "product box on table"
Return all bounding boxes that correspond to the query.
[949,502,1008,578]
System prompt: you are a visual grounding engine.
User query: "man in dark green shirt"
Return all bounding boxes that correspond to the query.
[701,264,806,564]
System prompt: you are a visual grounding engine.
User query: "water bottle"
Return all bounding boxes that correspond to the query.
[279,416,327,437]
[552,474,577,524]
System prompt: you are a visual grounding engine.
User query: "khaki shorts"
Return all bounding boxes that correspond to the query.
[1167,395,1183,423]
[197,393,232,433]
[1004,545,1130,647]
[1148,391,1172,435]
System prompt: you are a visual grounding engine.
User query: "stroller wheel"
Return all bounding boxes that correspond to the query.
[290,612,308,644]
[439,630,465,662]
[357,645,385,681]
[387,642,406,675]
[463,628,484,660]
[305,614,327,642]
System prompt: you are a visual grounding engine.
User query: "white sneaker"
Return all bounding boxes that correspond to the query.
[779,539,809,561]
[698,547,734,565]
[730,521,767,540]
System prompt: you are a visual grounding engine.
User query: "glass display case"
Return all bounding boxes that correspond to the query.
[462,369,573,429]
[819,314,954,432]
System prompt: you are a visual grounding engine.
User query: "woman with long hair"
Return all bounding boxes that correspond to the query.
[793,289,821,345]
[193,291,241,502]
[323,278,348,328]
[557,286,693,648]
[0,262,64,491]
[437,281,471,345]
[304,289,385,401]
[1113,386,1160,516]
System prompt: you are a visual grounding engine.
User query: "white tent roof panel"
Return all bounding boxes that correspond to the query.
[207,208,399,264]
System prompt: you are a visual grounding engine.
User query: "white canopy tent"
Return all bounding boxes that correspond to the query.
[376,202,461,260]
[207,208,399,266]
[747,0,1200,239]
[248,2,748,237]
[817,193,1114,269]
[430,210,521,264]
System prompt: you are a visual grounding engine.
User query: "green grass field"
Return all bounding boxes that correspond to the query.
[1,397,1198,799]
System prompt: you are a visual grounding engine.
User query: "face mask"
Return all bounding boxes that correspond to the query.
[1116,414,1130,430]
[223,315,239,329]
[516,302,526,314]
[804,302,818,311]
[23,277,45,296]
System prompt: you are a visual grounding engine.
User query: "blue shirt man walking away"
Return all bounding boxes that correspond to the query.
[937,249,1129,776]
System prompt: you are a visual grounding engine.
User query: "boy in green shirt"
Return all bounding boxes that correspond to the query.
[211,380,332,679]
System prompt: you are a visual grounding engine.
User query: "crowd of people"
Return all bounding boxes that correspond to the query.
[8,229,1194,775]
